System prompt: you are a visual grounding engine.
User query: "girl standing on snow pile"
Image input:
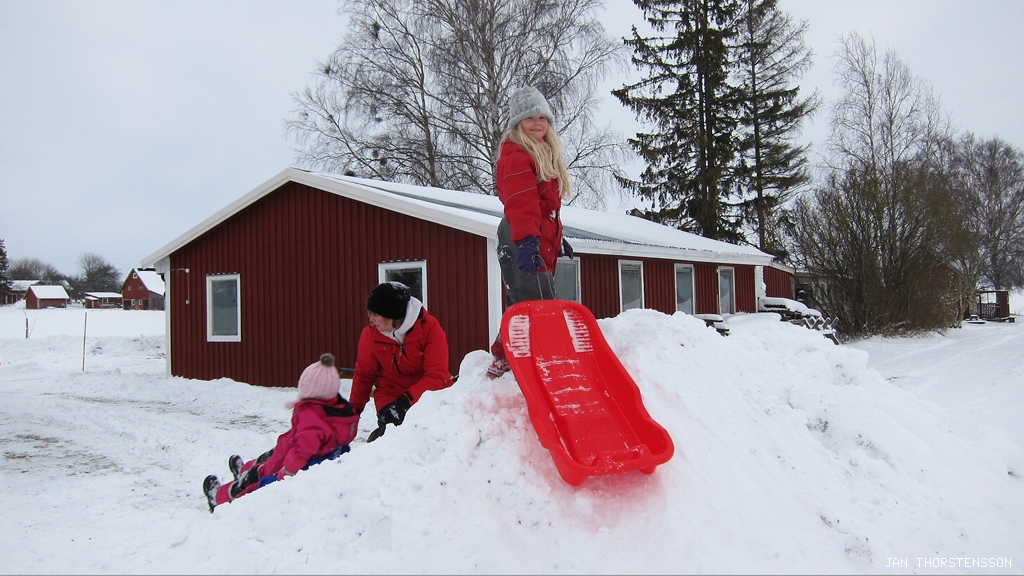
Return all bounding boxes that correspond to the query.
[486,85,574,379]
[351,281,455,442]
[202,353,359,512]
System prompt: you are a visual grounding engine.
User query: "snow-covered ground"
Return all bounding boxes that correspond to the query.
[1,301,1021,574]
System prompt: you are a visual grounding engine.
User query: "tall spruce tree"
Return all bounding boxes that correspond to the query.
[613,0,745,242]
[0,239,11,302]
[732,0,818,259]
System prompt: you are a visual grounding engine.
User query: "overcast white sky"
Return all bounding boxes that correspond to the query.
[2,1,1021,278]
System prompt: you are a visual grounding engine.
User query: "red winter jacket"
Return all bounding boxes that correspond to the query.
[350,308,454,414]
[496,139,564,273]
[261,395,360,477]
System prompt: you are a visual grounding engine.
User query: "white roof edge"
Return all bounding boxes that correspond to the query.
[575,240,774,266]
[294,171,496,238]
[768,261,796,274]
[141,167,778,268]
[141,168,496,267]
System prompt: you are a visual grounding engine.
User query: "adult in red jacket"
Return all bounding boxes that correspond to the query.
[351,281,454,442]
[487,86,575,378]
[202,353,359,512]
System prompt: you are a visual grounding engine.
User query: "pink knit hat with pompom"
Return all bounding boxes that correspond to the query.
[296,353,340,401]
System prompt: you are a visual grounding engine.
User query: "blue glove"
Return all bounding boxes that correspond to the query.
[515,236,543,274]
[559,238,574,259]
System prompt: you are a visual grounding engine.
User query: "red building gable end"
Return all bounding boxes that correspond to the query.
[121,268,165,310]
[26,285,70,309]
[162,183,490,388]
[141,168,777,389]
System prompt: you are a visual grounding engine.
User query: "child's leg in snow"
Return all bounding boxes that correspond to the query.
[255,448,274,465]
[214,465,263,505]
[212,446,351,506]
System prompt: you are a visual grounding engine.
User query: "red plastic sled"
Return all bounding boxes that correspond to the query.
[501,300,674,486]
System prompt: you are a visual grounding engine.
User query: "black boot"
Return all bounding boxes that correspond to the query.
[255,448,274,465]
[202,475,220,513]
[229,466,261,499]
[228,455,244,480]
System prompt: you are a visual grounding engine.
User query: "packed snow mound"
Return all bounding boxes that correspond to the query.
[1,306,1021,573]
[175,310,1019,574]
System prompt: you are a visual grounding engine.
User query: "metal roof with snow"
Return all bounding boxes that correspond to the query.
[28,285,70,299]
[143,168,774,267]
[134,269,165,295]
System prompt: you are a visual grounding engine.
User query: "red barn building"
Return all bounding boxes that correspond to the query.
[142,168,788,388]
[121,268,165,310]
[25,285,70,309]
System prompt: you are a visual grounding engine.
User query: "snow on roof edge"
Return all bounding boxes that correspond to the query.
[141,167,775,268]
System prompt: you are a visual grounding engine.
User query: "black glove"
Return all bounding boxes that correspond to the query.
[559,238,574,259]
[515,236,544,274]
[378,392,413,427]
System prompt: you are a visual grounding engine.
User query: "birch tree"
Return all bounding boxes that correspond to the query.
[286,0,628,207]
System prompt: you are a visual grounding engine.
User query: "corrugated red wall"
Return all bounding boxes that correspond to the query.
[764,266,794,298]
[168,182,489,388]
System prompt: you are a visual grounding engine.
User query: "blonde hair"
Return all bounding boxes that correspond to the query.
[505,123,572,200]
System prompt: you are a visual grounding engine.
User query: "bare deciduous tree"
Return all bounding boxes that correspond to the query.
[951,134,1024,291]
[76,253,122,294]
[792,32,961,336]
[286,0,629,207]
[8,257,63,285]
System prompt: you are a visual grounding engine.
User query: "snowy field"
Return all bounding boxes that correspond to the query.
[0,301,1021,574]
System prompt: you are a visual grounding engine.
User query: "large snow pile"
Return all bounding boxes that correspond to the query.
[0,304,1021,574]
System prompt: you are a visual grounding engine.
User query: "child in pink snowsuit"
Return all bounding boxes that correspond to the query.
[202,353,360,512]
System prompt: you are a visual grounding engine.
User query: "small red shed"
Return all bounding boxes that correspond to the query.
[25,285,70,309]
[141,168,779,388]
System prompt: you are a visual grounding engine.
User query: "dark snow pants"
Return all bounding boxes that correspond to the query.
[491,218,558,359]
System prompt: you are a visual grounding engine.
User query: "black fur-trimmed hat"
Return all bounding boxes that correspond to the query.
[366,281,411,320]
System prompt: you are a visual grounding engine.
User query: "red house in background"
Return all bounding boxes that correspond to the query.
[142,168,790,388]
[121,268,165,310]
[84,292,124,309]
[3,280,40,305]
[25,285,70,309]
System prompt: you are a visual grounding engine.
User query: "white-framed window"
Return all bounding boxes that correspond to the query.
[675,264,695,314]
[207,274,241,342]
[378,260,427,308]
[618,260,644,312]
[554,257,581,302]
[718,266,735,315]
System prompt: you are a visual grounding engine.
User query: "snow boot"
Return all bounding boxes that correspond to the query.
[203,475,221,513]
[228,454,244,480]
[486,356,510,379]
[487,336,510,379]
[230,466,261,499]
[255,448,274,465]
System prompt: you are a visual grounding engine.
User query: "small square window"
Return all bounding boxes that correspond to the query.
[379,261,427,307]
[207,274,241,342]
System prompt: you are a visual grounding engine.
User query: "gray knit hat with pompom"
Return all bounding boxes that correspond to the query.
[506,86,554,132]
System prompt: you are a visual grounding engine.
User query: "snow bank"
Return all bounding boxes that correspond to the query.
[0,305,1021,574]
